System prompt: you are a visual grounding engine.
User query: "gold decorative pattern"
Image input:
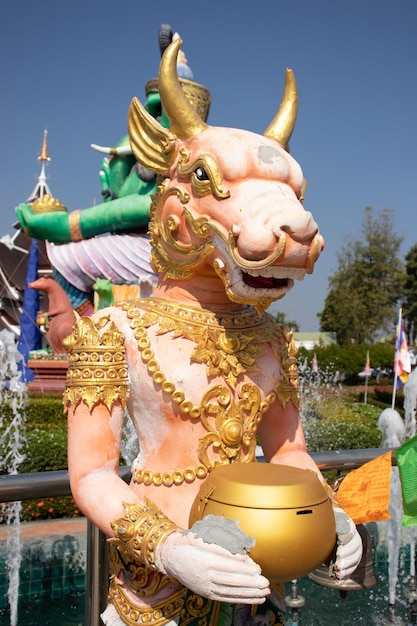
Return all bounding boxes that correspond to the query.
[63,315,129,411]
[144,77,211,124]
[69,210,83,242]
[122,297,298,395]
[128,96,177,176]
[180,593,221,626]
[110,498,178,570]
[148,180,215,280]
[197,383,261,467]
[120,298,300,486]
[133,464,209,488]
[108,576,221,626]
[212,258,275,317]
[108,542,174,596]
[177,148,230,199]
[108,577,187,625]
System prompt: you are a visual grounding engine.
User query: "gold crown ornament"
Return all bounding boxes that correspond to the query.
[145,76,211,123]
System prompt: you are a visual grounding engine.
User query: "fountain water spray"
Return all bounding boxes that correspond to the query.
[0,329,28,626]
[378,408,406,625]
[378,371,417,626]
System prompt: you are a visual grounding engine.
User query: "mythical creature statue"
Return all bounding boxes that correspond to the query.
[16,129,157,315]
[62,39,362,626]
[15,25,201,314]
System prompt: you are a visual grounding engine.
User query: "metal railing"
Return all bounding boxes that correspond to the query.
[0,448,393,625]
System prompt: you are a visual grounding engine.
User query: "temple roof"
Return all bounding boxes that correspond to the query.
[0,130,53,336]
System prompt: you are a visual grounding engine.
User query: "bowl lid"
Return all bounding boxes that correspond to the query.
[200,463,329,510]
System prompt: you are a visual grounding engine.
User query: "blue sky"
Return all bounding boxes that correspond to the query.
[1,0,416,330]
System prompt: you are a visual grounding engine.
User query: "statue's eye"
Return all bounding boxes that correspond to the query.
[195,166,209,181]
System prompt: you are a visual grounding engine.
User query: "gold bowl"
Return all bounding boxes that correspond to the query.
[189,462,336,582]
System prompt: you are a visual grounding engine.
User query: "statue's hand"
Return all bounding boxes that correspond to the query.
[16,203,71,243]
[156,526,270,604]
[331,507,363,581]
[98,158,112,198]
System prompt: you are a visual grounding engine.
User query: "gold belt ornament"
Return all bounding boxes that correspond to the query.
[109,577,222,626]
[108,578,187,626]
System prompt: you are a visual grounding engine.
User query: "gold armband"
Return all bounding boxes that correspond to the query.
[63,314,129,412]
[69,210,83,241]
[111,498,178,570]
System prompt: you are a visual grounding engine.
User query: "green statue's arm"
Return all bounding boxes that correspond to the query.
[16,192,152,243]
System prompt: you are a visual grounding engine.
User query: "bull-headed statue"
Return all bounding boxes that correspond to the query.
[64,39,361,626]
[128,37,323,315]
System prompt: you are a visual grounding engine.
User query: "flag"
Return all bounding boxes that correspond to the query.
[312,352,318,374]
[395,433,417,526]
[364,350,371,376]
[17,239,42,383]
[394,309,411,387]
[336,451,392,524]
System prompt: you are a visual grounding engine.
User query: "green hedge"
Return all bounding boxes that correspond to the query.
[0,394,78,521]
[304,419,382,451]
[302,399,382,451]
[25,393,67,427]
[19,426,69,473]
[0,394,66,429]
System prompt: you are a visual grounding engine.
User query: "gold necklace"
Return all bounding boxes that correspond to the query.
[121,297,298,391]
[120,298,300,487]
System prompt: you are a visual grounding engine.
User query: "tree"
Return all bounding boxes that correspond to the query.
[318,207,403,345]
[403,243,417,344]
[273,310,300,332]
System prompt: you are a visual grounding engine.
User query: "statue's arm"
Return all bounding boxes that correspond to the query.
[67,400,137,534]
[257,398,319,470]
[16,192,152,243]
[258,400,363,581]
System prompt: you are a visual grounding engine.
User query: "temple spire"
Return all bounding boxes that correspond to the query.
[27,128,53,201]
[37,128,51,163]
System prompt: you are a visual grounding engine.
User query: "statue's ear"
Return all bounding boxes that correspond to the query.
[128,97,177,175]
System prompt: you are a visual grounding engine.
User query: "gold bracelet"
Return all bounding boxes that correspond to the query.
[69,210,83,241]
[110,498,178,570]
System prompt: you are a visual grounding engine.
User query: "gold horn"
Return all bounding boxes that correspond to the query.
[264,68,298,151]
[158,38,208,139]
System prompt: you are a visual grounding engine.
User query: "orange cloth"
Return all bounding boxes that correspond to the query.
[336,451,392,524]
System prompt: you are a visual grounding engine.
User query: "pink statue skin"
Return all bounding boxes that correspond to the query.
[65,39,362,625]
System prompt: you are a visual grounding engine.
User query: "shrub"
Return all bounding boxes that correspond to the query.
[18,426,68,473]
[25,393,66,427]
[20,496,80,522]
[303,419,382,452]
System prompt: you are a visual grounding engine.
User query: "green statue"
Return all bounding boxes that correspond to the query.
[16,25,208,246]
[16,92,166,244]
